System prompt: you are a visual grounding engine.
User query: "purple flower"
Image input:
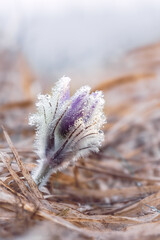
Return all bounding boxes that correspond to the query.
[29,77,106,189]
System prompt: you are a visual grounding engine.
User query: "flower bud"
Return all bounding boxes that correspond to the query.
[29,77,106,189]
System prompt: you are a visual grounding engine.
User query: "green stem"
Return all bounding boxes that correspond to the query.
[32,160,52,188]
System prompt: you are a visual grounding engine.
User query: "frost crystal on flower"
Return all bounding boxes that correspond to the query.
[29,77,106,188]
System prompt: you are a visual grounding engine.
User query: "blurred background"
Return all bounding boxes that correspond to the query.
[1,0,160,91]
[1,0,160,128]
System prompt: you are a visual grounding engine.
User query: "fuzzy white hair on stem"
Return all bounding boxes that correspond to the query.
[29,76,106,189]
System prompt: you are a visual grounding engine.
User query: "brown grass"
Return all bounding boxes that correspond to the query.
[1,45,160,239]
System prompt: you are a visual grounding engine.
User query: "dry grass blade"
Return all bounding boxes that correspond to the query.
[77,165,160,183]
[116,190,160,217]
[0,179,24,198]
[65,215,143,224]
[0,100,33,111]
[1,126,43,199]
[36,211,83,232]
[0,153,33,201]
[93,72,155,91]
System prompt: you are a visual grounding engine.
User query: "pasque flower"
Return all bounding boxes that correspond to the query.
[29,77,106,188]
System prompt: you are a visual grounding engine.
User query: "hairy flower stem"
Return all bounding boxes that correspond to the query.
[32,160,52,188]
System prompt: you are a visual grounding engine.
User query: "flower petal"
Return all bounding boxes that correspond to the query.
[85,91,105,126]
[59,76,70,104]
[59,86,90,136]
